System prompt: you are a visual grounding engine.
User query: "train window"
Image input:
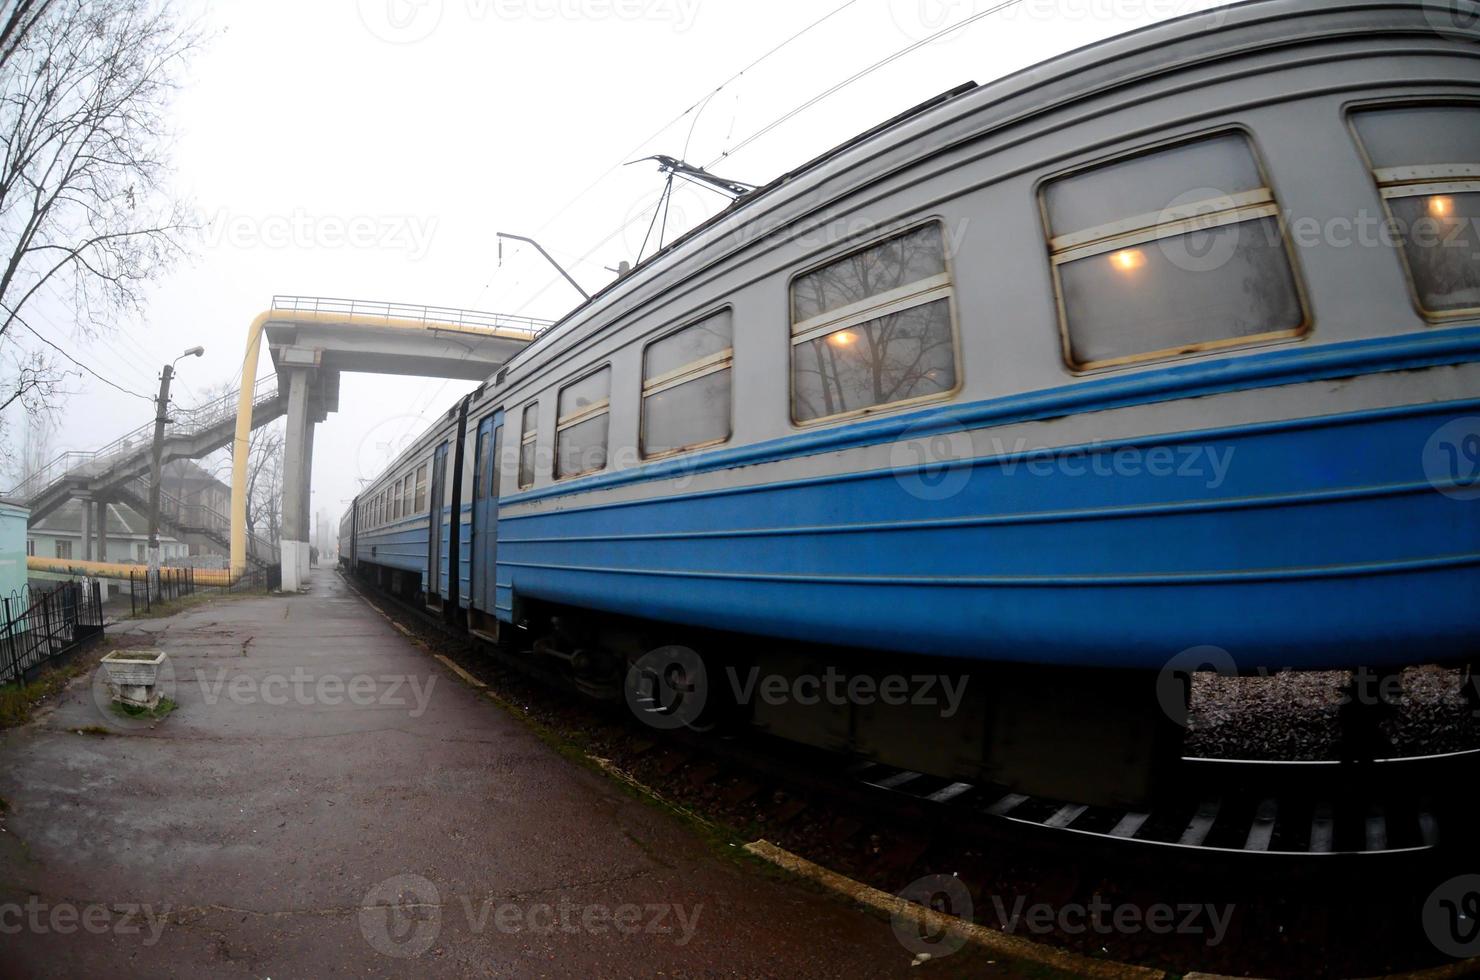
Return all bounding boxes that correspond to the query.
[392,479,403,522]
[641,310,733,457]
[414,464,428,512]
[518,403,538,489]
[1042,131,1306,370]
[1351,104,1480,317]
[789,222,958,424]
[476,429,491,499]
[556,367,611,478]
[403,475,413,516]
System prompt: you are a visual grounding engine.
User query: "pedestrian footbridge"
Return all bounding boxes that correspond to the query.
[14,296,552,589]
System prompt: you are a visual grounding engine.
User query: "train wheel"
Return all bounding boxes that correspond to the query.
[624,645,714,732]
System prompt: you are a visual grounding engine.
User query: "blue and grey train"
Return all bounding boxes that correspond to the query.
[342,0,1480,803]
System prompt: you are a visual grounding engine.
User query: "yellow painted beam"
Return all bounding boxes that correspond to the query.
[228,307,534,581]
[26,556,235,587]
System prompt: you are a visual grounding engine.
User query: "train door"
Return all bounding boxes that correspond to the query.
[428,441,449,603]
[472,411,502,623]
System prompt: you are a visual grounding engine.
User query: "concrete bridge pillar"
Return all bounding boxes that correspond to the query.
[79,493,93,562]
[96,499,108,563]
[281,368,313,592]
[298,419,314,584]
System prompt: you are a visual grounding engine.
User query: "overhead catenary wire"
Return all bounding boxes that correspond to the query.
[512,2,1026,317]
[2,302,154,403]
[523,0,864,246]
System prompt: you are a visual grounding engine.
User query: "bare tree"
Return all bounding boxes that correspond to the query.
[0,1,56,70]
[0,0,200,434]
[244,422,285,561]
[18,400,51,476]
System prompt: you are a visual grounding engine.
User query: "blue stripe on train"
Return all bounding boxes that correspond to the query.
[494,398,1480,669]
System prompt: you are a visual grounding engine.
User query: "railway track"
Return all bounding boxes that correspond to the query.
[845,752,1476,860]
[341,571,1478,867]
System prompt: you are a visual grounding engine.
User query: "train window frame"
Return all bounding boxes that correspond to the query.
[639,308,735,460]
[414,464,428,513]
[403,474,413,517]
[476,426,492,500]
[1346,98,1480,321]
[554,367,612,480]
[1038,126,1311,373]
[392,477,403,522]
[518,402,539,490]
[785,218,963,427]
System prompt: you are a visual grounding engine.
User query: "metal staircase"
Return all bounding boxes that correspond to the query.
[111,476,278,569]
[6,375,286,523]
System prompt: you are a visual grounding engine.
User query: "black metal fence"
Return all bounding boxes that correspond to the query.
[1,581,105,685]
[126,564,282,614]
[128,567,196,615]
[225,564,282,594]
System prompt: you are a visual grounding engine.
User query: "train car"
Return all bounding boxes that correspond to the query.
[343,0,1480,804]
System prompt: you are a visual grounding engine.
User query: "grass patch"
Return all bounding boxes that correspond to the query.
[127,587,270,620]
[74,725,112,737]
[0,654,96,729]
[109,696,177,721]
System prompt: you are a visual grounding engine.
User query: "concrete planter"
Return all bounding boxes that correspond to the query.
[101,650,168,709]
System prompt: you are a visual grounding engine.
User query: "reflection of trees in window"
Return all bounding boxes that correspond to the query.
[790,224,957,422]
[794,301,955,422]
[792,225,946,321]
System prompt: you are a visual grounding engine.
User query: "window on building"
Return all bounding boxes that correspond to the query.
[54,540,71,560]
[641,311,734,457]
[556,369,611,478]
[790,223,958,423]
[414,464,429,512]
[1351,104,1480,316]
[518,403,539,489]
[1043,132,1306,370]
[26,539,35,556]
[136,543,146,561]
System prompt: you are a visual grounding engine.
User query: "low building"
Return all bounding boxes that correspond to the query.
[25,499,192,565]
[0,497,28,598]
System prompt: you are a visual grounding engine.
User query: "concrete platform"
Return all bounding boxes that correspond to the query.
[0,575,1001,977]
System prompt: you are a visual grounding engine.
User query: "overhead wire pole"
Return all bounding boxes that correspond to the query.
[146,346,204,588]
[495,233,590,301]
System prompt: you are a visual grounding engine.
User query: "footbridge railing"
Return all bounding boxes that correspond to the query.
[114,475,279,566]
[269,295,556,340]
[6,375,282,505]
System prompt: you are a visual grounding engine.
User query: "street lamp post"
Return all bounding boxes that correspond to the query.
[146,346,205,587]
